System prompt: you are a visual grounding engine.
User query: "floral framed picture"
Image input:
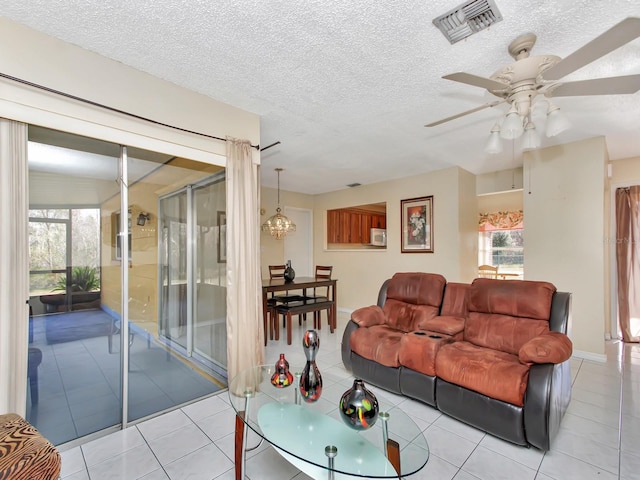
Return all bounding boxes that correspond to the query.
[401,196,433,253]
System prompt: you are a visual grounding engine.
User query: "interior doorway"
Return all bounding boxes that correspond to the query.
[284,207,313,277]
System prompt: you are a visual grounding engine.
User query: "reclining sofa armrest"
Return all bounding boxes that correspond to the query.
[524,360,572,450]
[518,332,573,365]
[341,320,360,371]
[352,305,386,327]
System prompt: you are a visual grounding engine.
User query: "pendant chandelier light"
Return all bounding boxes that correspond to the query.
[262,168,296,240]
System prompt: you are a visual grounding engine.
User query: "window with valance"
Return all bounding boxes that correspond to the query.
[478,210,524,276]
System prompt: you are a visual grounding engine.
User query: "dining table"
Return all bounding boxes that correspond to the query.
[262,276,337,342]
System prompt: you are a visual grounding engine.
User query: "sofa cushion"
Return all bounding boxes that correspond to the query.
[440,282,469,317]
[436,341,531,406]
[383,300,440,332]
[399,331,452,376]
[350,325,405,367]
[467,279,556,319]
[519,332,573,365]
[382,272,446,332]
[351,305,386,327]
[416,316,465,337]
[464,279,556,355]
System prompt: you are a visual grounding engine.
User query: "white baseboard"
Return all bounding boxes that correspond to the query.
[572,350,607,363]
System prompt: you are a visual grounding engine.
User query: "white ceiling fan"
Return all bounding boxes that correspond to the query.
[425,17,640,151]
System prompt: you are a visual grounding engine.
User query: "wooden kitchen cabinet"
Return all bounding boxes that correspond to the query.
[327,207,386,244]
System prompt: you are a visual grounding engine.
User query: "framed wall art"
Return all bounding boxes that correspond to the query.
[401,196,433,253]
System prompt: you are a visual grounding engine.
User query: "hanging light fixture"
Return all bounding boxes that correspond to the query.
[262,168,296,240]
[485,97,571,154]
[483,122,503,154]
[545,101,571,137]
[522,116,541,150]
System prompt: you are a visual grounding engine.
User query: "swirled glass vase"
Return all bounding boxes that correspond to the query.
[339,379,379,430]
[270,353,294,388]
[299,330,322,402]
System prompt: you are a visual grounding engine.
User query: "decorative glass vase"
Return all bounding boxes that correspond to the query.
[270,353,294,388]
[339,379,379,430]
[299,329,322,402]
[284,260,295,282]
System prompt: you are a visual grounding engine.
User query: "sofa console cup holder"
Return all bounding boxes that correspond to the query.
[411,331,444,339]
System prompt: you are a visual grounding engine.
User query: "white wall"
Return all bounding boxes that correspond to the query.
[477,190,523,213]
[477,167,523,195]
[524,137,607,357]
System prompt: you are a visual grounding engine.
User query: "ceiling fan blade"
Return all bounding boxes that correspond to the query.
[543,17,640,81]
[442,72,508,91]
[425,100,505,127]
[548,75,640,97]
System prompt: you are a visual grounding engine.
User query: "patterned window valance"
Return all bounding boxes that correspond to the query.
[479,210,523,232]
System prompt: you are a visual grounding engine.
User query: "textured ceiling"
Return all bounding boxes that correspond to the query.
[1,1,639,194]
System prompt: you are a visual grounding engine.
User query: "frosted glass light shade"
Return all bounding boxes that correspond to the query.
[522,122,540,150]
[546,105,571,137]
[484,127,503,154]
[500,106,524,139]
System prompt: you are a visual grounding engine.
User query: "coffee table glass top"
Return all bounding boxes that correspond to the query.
[229,365,429,479]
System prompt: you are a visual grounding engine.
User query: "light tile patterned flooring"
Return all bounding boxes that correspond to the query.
[57,312,640,480]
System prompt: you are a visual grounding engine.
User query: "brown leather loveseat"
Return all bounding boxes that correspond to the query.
[341,272,573,450]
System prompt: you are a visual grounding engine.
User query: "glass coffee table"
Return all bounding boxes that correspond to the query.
[229,365,429,479]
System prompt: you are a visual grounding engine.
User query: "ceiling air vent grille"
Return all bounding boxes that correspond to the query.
[433,0,503,44]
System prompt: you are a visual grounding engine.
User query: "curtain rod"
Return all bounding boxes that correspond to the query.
[0,71,261,150]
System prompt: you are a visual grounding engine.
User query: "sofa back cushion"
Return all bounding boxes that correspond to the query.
[382,272,446,332]
[440,282,469,317]
[464,278,556,355]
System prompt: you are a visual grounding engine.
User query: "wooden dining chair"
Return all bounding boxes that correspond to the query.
[310,265,333,328]
[267,264,305,336]
[478,264,499,279]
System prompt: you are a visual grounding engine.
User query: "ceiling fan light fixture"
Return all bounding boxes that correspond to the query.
[261,168,296,240]
[522,121,541,150]
[545,104,571,137]
[500,105,524,139]
[484,123,503,154]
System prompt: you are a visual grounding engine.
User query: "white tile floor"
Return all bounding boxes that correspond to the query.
[57,312,640,480]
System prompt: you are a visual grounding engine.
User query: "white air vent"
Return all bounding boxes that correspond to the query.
[433,0,503,44]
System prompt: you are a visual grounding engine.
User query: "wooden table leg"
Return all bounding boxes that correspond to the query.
[387,438,400,475]
[262,293,268,346]
[286,312,292,345]
[273,309,279,341]
[234,412,245,480]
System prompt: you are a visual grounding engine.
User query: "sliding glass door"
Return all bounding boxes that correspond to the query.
[26,126,227,444]
[27,127,122,444]
[193,177,227,372]
[159,173,227,379]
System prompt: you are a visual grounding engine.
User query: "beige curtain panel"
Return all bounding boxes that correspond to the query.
[0,118,29,415]
[225,137,264,385]
[615,186,640,343]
